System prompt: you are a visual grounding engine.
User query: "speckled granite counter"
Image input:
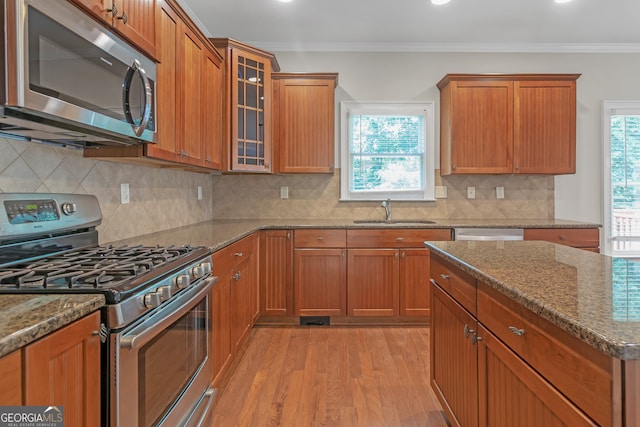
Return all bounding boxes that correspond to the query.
[106,218,600,251]
[425,240,640,360]
[0,294,105,358]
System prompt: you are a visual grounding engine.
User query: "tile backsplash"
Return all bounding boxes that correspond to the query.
[0,137,553,244]
[0,138,214,243]
[212,170,553,220]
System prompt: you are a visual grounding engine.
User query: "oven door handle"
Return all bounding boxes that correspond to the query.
[120,276,216,350]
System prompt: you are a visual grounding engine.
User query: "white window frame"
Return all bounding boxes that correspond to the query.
[602,100,640,257]
[339,101,436,201]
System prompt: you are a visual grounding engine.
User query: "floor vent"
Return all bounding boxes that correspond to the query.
[300,316,330,326]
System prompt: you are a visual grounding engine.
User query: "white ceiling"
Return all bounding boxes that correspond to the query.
[178,0,640,53]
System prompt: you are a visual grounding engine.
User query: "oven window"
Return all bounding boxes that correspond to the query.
[137,298,208,426]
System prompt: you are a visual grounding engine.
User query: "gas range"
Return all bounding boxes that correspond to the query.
[0,193,213,328]
[0,193,217,426]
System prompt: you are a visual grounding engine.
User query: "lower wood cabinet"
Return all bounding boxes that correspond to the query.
[260,230,293,316]
[523,227,600,252]
[347,249,399,316]
[212,234,259,383]
[2,312,102,426]
[293,229,347,316]
[430,252,612,427]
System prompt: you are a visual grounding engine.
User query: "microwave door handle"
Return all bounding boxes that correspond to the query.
[123,59,153,137]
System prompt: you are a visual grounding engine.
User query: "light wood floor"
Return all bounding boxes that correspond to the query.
[210,326,450,427]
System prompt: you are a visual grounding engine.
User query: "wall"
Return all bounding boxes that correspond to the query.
[248,51,640,225]
[0,137,214,243]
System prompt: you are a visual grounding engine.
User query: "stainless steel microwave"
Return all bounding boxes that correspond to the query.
[0,0,157,147]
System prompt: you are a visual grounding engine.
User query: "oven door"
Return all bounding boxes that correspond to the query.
[112,276,216,427]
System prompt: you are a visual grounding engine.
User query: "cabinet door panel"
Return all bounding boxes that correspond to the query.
[399,249,430,317]
[430,283,478,427]
[203,48,223,169]
[212,273,232,385]
[0,350,22,405]
[294,248,346,316]
[180,26,204,165]
[114,0,157,58]
[514,80,576,174]
[450,81,513,174]
[478,325,596,427]
[275,76,336,173]
[260,230,293,316]
[24,312,101,427]
[347,249,399,317]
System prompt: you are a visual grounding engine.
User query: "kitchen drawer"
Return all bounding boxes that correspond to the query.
[213,234,257,273]
[523,228,599,249]
[477,282,616,427]
[294,229,346,248]
[347,228,452,248]
[430,255,476,315]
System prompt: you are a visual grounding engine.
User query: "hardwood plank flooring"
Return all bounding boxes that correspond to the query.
[210,326,449,427]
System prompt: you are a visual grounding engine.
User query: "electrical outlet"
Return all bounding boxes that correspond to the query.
[280,186,289,199]
[197,186,203,200]
[435,186,448,199]
[120,183,130,204]
[496,186,505,199]
[467,186,476,199]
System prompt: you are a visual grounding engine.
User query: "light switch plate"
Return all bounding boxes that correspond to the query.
[120,183,130,204]
[496,186,505,199]
[435,186,448,199]
[280,186,289,199]
[467,186,476,199]
[197,186,203,200]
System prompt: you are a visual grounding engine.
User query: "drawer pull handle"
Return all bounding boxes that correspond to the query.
[559,235,566,241]
[396,237,404,241]
[508,326,526,336]
[234,252,243,257]
[317,237,324,240]
[440,274,450,280]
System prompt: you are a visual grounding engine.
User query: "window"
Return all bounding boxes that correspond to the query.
[603,101,640,256]
[340,102,435,201]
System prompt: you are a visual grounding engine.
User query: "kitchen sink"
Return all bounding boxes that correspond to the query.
[353,219,437,224]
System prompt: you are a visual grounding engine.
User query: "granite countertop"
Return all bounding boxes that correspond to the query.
[425,240,640,360]
[106,218,600,251]
[0,294,105,358]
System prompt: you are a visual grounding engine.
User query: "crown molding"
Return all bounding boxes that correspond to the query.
[245,41,640,54]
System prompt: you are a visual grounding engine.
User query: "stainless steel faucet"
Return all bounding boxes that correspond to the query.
[381,199,392,222]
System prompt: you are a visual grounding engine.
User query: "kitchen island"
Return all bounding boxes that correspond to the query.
[426,240,639,427]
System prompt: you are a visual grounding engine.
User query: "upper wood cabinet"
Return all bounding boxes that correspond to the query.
[272,73,338,174]
[210,38,280,173]
[438,74,580,175]
[69,0,157,58]
[84,0,224,172]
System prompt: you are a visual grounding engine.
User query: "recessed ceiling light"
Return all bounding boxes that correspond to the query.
[431,0,451,4]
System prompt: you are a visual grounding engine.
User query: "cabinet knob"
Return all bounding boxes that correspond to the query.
[440,274,450,280]
[471,333,483,345]
[559,235,566,241]
[452,165,457,170]
[515,165,520,171]
[117,10,128,24]
[234,252,244,257]
[463,324,475,338]
[107,4,118,16]
[508,326,526,336]
[233,272,241,281]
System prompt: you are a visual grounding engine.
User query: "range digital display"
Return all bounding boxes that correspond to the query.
[4,199,60,224]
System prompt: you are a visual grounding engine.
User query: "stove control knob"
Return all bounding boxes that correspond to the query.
[143,292,162,308]
[61,202,77,216]
[157,285,172,301]
[192,262,212,279]
[175,274,191,289]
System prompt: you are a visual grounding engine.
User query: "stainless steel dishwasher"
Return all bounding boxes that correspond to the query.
[454,228,524,241]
